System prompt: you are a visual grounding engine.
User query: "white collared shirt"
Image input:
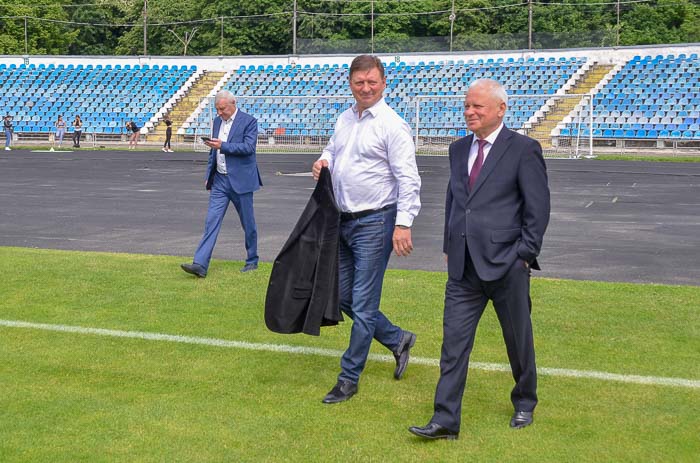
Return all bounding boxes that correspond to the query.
[468,123,504,175]
[319,98,421,227]
[216,109,237,174]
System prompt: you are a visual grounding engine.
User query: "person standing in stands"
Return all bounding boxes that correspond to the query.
[311,54,422,404]
[408,79,550,441]
[181,90,261,277]
[3,115,12,151]
[55,115,66,147]
[126,120,140,150]
[72,115,83,148]
[162,116,173,152]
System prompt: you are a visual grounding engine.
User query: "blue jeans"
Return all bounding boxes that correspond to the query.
[193,172,258,271]
[4,130,10,147]
[337,204,404,384]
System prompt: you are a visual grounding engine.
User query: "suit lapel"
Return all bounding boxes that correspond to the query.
[467,127,513,201]
[227,111,241,143]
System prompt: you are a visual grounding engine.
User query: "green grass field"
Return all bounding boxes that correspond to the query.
[1,247,698,462]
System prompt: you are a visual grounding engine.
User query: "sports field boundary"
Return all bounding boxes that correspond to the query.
[3,319,698,390]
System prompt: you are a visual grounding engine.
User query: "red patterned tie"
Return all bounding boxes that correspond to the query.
[469,139,487,190]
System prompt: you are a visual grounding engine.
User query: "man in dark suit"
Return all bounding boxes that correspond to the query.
[181,90,261,277]
[409,79,550,440]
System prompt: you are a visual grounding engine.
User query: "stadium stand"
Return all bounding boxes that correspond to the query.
[561,53,700,142]
[184,57,586,140]
[0,63,195,138]
[1,48,699,154]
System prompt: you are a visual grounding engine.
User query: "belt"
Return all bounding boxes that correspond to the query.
[340,203,395,221]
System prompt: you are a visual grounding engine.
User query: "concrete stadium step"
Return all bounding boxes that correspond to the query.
[526,63,615,147]
[149,70,226,140]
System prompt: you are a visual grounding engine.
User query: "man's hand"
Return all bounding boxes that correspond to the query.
[312,159,329,181]
[392,226,413,257]
[204,138,222,150]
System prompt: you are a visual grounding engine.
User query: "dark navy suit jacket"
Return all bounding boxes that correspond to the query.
[265,168,343,336]
[443,127,550,281]
[205,110,261,193]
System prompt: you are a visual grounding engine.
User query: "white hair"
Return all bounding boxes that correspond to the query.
[215,90,237,105]
[469,79,509,106]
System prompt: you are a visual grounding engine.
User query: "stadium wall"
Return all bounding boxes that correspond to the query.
[2,43,700,71]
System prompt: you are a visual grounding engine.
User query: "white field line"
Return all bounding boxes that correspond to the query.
[2,319,699,390]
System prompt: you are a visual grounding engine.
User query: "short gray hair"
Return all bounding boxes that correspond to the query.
[215,90,237,105]
[469,79,508,106]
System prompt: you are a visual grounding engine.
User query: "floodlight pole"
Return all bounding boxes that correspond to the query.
[449,1,455,52]
[24,16,28,54]
[528,0,533,50]
[292,0,297,55]
[371,0,375,54]
[616,0,620,46]
[143,0,148,56]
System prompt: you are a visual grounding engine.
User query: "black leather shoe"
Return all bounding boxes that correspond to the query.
[510,410,533,429]
[393,330,416,379]
[322,380,358,404]
[408,422,459,440]
[240,263,258,273]
[181,263,206,278]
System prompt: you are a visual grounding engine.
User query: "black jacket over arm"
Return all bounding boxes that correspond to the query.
[264,167,343,336]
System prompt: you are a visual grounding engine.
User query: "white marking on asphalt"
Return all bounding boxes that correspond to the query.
[612,196,618,203]
[585,201,594,208]
[1,319,698,389]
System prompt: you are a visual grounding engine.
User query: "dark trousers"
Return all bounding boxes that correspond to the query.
[431,254,537,432]
[164,128,172,149]
[72,130,82,147]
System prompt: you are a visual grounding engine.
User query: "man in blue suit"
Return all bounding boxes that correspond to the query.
[181,90,261,277]
[409,79,550,440]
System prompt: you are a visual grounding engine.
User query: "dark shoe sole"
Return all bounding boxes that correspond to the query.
[394,332,417,380]
[322,391,356,404]
[181,264,206,278]
[408,428,458,440]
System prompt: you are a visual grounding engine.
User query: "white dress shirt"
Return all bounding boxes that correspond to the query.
[320,98,421,227]
[216,109,237,174]
[468,122,504,174]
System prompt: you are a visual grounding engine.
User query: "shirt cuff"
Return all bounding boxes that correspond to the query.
[395,211,414,228]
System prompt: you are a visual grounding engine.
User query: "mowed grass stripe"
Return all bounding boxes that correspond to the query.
[2,319,698,389]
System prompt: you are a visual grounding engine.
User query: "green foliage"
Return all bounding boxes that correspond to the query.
[0,0,698,55]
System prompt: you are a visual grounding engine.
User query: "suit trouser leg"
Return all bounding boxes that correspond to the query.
[230,190,258,265]
[431,263,488,433]
[193,173,230,271]
[488,260,538,412]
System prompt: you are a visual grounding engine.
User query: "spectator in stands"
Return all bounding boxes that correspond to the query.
[55,115,66,147]
[408,79,550,441]
[162,116,173,152]
[311,54,421,404]
[72,115,83,148]
[3,115,12,151]
[181,90,261,277]
[125,120,140,149]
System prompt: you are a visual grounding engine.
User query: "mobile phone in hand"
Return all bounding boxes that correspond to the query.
[201,136,212,142]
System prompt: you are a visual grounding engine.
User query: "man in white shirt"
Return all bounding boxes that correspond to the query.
[312,55,422,404]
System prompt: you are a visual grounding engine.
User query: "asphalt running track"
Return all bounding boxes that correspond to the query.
[1,149,699,286]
